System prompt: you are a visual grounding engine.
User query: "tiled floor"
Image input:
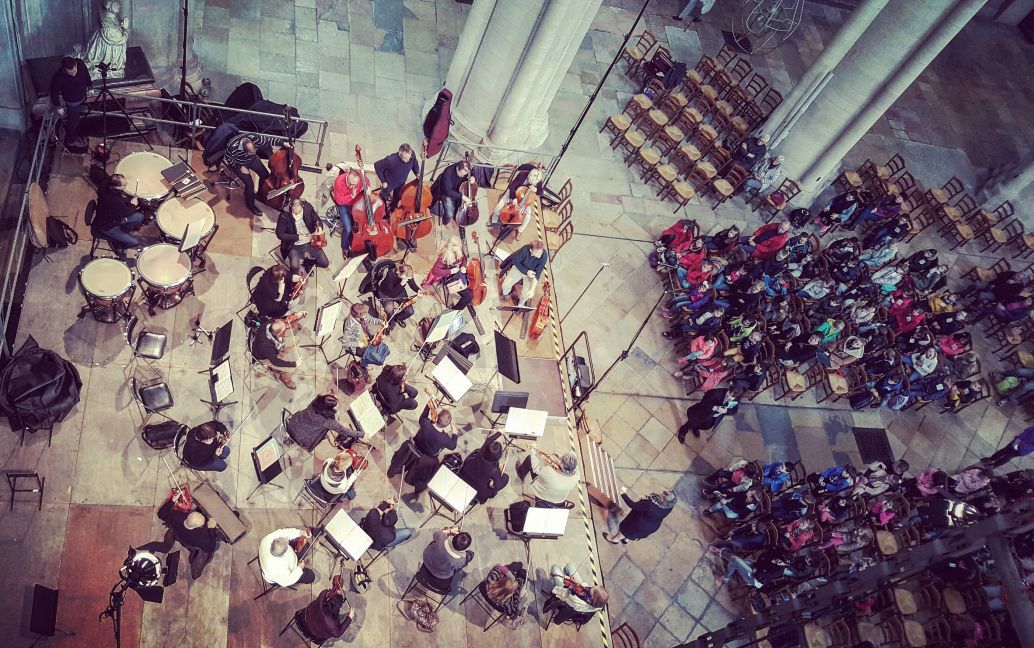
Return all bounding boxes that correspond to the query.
[3,1,1034,647]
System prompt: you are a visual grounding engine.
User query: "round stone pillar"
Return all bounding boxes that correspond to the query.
[129,0,203,91]
[444,0,602,151]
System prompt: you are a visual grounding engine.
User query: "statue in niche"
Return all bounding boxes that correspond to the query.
[83,1,129,77]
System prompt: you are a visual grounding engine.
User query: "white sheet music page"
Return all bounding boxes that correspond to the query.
[524,507,570,536]
[427,466,476,512]
[325,509,373,560]
[432,357,472,401]
[348,390,385,437]
[504,407,548,438]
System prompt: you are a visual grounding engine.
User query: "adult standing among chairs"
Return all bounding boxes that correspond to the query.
[181,421,230,472]
[50,56,92,148]
[331,164,363,252]
[95,174,146,248]
[374,143,420,212]
[259,527,317,587]
[981,426,1034,469]
[360,499,414,549]
[516,448,578,508]
[673,0,716,23]
[676,387,740,442]
[603,489,677,544]
[286,393,363,452]
[276,198,330,286]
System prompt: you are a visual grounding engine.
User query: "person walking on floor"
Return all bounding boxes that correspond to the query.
[677,387,740,442]
[981,426,1034,469]
[674,0,717,23]
[603,488,677,544]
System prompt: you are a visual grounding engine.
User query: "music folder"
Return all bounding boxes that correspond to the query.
[523,507,570,538]
[348,390,386,437]
[504,407,548,439]
[432,356,472,402]
[324,509,373,561]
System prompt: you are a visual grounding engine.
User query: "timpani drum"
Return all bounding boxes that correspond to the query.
[136,243,193,311]
[79,258,134,323]
[156,197,217,252]
[114,151,173,208]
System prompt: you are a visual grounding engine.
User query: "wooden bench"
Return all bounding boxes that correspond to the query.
[581,435,619,509]
[191,480,250,544]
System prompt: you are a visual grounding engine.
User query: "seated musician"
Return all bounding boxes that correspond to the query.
[331,164,363,252]
[222,133,271,216]
[252,265,291,318]
[545,563,608,620]
[374,143,420,212]
[286,393,363,452]
[259,527,316,587]
[249,318,297,389]
[374,364,418,414]
[516,448,578,508]
[276,198,330,285]
[300,575,354,643]
[481,562,529,623]
[360,499,414,550]
[372,262,421,331]
[139,494,221,580]
[500,240,548,308]
[95,174,146,247]
[422,236,473,310]
[416,405,458,457]
[459,432,510,504]
[341,303,388,364]
[181,421,230,472]
[319,449,364,500]
[431,159,471,226]
[491,163,544,234]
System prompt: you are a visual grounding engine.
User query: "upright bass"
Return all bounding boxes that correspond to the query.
[455,150,479,228]
[350,145,395,258]
[390,139,433,243]
[258,104,305,209]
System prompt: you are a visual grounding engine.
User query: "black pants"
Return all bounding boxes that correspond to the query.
[449,288,474,311]
[230,158,270,210]
[982,442,1022,469]
[435,197,459,225]
[388,440,424,477]
[381,186,403,213]
[287,244,330,279]
[64,102,84,143]
[139,529,216,580]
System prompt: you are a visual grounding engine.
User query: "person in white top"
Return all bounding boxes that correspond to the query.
[258,527,317,587]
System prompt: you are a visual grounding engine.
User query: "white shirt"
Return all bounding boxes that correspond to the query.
[258,528,305,587]
[320,458,360,495]
[292,211,311,246]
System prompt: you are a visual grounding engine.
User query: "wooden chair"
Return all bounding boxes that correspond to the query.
[650,122,685,156]
[542,199,572,233]
[623,93,653,122]
[702,43,737,81]
[706,145,731,173]
[674,105,705,135]
[924,175,964,207]
[757,87,782,118]
[834,165,865,193]
[904,211,934,244]
[990,318,1030,354]
[979,218,1023,253]
[755,178,800,221]
[619,31,657,74]
[659,180,696,212]
[611,127,646,157]
[727,72,767,114]
[708,164,750,210]
[546,220,574,258]
[1007,230,1034,259]
[960,257,1010,285]
[864,153,906,184]
[600,112,631,139]
[776,361,821,401]
[686,161,718,192]
[875,525,921,556]
[724,59,753,91]
[883,170,916,198]
[658,91,689,120]
[677,130,717,169]
[639,108,670,137]
[938,216,978,251]
[686,55,718,90]
[626,144,661,174]
[643,162,679,196]
[817,365,867,404]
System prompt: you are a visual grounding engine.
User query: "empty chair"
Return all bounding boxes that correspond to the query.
[618,31,657,74]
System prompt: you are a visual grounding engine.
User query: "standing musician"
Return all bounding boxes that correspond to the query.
[249,318,298,389]
[500,240,548,308]
[422,236,474,310]
[371,262,421,332]
[49,56,92,148]
[340,303,387,362]
[222,133,274,216]
[491,163,544,234]
[430,159,472,226]
[95,174,147,248]
[276,198,330,286]
[251,265,293,318]
[331,164,364,253]
[374,143,420,212]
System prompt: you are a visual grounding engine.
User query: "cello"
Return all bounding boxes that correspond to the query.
[258,105,305,210]
[350,145,395,258]
[390,139,434,242]
[455,151,479,228]
[527,281,551,340]
[498,185,537,227]
[467,231,487,306]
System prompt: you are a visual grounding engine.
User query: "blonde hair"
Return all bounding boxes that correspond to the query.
[486,574,518,603]
[439,236,463,265]
[589,586,608,608]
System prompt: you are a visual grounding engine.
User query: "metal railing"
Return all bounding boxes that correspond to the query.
[0,111,57,359]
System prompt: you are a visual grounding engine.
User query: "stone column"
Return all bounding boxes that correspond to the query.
[444,0,602,151]
[129,0,202,92]
[775,0,987,195]
[980,157,1034,211]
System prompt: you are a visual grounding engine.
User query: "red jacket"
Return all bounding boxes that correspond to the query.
[659,221,696,253]
[679,248,707,271]
[333,172,363,207]
[749,224,788,258]
[893,311,925,335]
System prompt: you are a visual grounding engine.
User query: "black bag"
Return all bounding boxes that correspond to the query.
[0,336,82,432]
[243,310,267,330]
[142,421,186,450]
[507,500,531,532]
[449,333,479,359]
[788,208,811,228]
[45,216,78,249]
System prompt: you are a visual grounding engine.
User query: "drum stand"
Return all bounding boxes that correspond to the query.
[189,318,214,347]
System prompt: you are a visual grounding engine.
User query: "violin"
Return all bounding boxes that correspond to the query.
[424,387,439,423]
[528,281,551,340]
[273,311,307,337]
[258,105,305,209]
[350,145,395,258]
[456,151,479,228]
[467,231,487,307]
[562,576,588,598]
[499,185,536,225]
[310,229,328,249]
[390,139,434,241]
[370,293,423,345]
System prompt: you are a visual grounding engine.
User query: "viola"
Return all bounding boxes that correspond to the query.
[467,231,487,307]
[350,145,395,258]
[528,280,551,340]
[562,576,588,597]
[390,139,434,241]
[370,293,422,346]
[310,230,328,249]
[456,151,479,227]
[499,185,536,225]
[258,105,305,209]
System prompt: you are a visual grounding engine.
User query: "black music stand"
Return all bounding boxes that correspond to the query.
[246,435,286,501]
[481,390,529,429]
[201,321,237,415]
[29,584,75,647]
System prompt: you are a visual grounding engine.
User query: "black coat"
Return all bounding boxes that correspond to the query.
[431,162,465,202]
[374,372,409,415]
[414,406,457,456]
[95,184,136,231]
[360,504,399,549]
[275,201,320,258]
[459,452,509,504]
[618,493,672,540]
[251,268,289,317]
[683,388,738,431]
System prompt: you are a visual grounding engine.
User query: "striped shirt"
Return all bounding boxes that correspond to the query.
[223,134,256,168]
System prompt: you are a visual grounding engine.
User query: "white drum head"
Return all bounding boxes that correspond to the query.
[80,258,133,297]
[115,152,173,200]
[137,244,192,287]
[156,198,215,240]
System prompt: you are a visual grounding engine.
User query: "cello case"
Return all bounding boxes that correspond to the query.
[422,89,453,158]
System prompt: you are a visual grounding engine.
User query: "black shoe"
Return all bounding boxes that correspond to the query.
[249,206,262,216]
[672,15,683,21]
[397,320,408,328]
[692,428,701,438]
[677,429,687,444]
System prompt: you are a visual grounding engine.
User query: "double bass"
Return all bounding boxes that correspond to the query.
[390,139,433,241]
[258,105,305,210]
[350,145,395,258]
[527,281,551,340]
[455,151,479,228]
[467,231,487,306]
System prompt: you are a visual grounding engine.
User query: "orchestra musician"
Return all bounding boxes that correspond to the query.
[459,431,510,505]
[545,563,608,620]
[516,448,578,509]
[374,143,420,212]
[285,394,363,452]
[422,236,474,310]
[249,318,298,389]
[415,404,458,457]
[331,164,363,252]
[180,421,230,472]
[95,174,146,248]
[251,265,292,318]
[222,133,272,216]
[341,303,388,364]
[430,159,471,226]
[370,262,421,332]
[276,198,330,285]
[374,364,418,414]
[499,240,548,308]
[491,163,544,234]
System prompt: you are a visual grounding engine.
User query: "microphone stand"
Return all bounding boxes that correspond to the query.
[559,261,611,325]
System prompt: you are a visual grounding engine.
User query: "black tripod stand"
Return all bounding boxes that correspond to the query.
[82,62,153,154]
[98,578,130,648]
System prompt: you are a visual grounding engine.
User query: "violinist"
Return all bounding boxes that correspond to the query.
[500,240,548,308]
[249,318,298,389]
[340,303,388,364]
[415,405,458,457]
[181,421,230,472]
[491,163,544,234]
[374,143,420,212]
[371,262,421,332]
[422,236,474,310]
[251,265,291,318]
[276,198,330,285]
[430,160,471,226]
[546,563,608,616]
[516,448,578,508]
[331,164,363,252]
[223,133,272,216]
[374,364,418,414]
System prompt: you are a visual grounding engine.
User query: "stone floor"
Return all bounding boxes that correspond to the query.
[3,1,1034,648]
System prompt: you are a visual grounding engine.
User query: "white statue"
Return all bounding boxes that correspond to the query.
[84,1,129,77]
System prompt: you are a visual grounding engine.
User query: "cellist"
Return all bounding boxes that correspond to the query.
[374,143,420,212]
[430,159,471,226]
[491,163,545,234]
[276,198,330,286]
[422,236,474,311]
[500,240,548,308]
[222,133,277,216]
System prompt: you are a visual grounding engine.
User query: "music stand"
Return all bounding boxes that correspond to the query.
[210,320,232,366]
[304,298,345,364]
[202,358,236,416]
[246,435,285,501]
[333,253,367,299]
[522,507,570,539]
[473,330,520,392]
[480,390,529,428]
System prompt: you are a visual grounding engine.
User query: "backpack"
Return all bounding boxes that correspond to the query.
[45,217,78,249]
[243,310,268,330]
[788,208,811,228]
[142,421,186,450]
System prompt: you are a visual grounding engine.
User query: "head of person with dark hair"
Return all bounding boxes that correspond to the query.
[456,160,470,176]
[193,421,227,442]
[62,56,77,74]
[398,143,413,161]
[312,393,339,418]
[387,364,407,386]
[452,532,471,551]
[483,440,503,462]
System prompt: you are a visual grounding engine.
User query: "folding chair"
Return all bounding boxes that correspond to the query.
[401,565,456,613]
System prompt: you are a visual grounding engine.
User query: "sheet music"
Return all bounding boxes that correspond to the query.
[432,357,472,402]
[504,407,548,438]
[211,359,233,402]
[324,509,374,560]
[426,309,464,344]
[315,299,344,339]
[348,390,385,437]
[524,507,569,537]
[254,436,282,471]
[334,254,368,284]
[427,466,477,513]
[180,218,205,252]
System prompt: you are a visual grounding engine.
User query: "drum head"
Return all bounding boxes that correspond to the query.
[137,244,192,287]
[80,258,133,297]
[156,198,216,240]
[115,152,174,200]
